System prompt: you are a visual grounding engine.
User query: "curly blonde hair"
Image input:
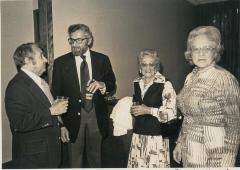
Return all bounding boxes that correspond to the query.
[185,26,223,65]
[138,49,160,71]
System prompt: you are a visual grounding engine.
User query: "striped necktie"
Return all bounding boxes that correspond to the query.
[80,55,92,112]
[41,79,54,104]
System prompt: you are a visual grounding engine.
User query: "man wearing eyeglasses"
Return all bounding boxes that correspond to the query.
[52,24,116,168]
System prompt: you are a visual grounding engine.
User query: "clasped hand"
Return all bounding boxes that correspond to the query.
[130,104,151,116]
[86,80,105,94]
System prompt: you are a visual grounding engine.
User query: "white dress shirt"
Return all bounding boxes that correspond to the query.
[74,48,92,91]
[74,48,106,94]
[21,68,54,103]
[137,72,177,122]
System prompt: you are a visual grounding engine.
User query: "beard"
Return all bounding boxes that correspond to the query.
[71,46,88,56]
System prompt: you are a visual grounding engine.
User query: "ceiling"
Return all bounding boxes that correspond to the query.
[186,0,230,5]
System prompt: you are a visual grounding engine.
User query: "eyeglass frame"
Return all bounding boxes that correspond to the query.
[191,46,216,54]
[68,37,88,45]
[140,63,156,68]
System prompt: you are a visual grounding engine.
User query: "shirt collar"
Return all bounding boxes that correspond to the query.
[133,71,166,83]
[192,63,216,74]
[75,48,90,60]
[21,68,42,85]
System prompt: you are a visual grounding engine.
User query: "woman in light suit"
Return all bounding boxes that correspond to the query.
[174,26,240,167]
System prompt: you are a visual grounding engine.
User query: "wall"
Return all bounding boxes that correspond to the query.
[52,0,196,98]
[1,0,196,164]
[1,0,34,163]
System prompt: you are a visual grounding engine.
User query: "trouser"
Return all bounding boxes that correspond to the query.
[68,107,102,168]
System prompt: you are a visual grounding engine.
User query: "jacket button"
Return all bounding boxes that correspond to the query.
[78,112,81,116]
[42,123,49,127]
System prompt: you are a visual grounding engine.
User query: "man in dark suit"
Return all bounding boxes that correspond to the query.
[5,43,68,168]
[52,24,116,168]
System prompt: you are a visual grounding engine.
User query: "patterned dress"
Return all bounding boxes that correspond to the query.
[177,64,240,167]
[127,72,177,168]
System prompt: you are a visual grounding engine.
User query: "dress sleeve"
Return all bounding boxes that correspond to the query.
[151,81,177,123]
[216,73,240,159]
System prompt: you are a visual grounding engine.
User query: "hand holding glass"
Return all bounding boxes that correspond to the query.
[160,111,168,122]
[132,101,140,106]
[56,96,69,102]
[56,96,69,114]
[86,80,94,100]
[50,96,69,115]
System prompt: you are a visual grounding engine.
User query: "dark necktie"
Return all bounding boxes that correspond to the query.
[80,55,92,112]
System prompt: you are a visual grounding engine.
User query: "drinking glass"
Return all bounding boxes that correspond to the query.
[56,96,69,102]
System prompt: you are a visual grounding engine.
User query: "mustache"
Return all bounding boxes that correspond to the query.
[72,47,82,51]
[71,47,85,56]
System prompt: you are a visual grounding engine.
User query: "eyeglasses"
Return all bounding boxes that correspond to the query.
[140,63,155,68]
[68,37,88,45]
[192,46,216,54]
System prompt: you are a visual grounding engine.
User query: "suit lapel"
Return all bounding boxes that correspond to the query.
[90,51,98,80]
[64,53,81,95]
[19,71,51,107]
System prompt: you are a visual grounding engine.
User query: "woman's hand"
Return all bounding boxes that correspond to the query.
[159,110,169,122]
[173,143,182,164]
[130,104,151,116]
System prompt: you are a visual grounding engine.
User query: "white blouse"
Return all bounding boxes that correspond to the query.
[111,72,177,136]
[135,72,177,123]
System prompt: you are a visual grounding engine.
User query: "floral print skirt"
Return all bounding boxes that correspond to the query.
[127,133,170,168]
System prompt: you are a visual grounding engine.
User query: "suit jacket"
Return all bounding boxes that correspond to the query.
[52,50,116,142]
[5,71,61,168]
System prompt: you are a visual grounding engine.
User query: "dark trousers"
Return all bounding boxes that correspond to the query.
[68,107,102,168]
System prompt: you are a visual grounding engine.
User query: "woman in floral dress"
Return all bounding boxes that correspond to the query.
[127,49,177,168]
